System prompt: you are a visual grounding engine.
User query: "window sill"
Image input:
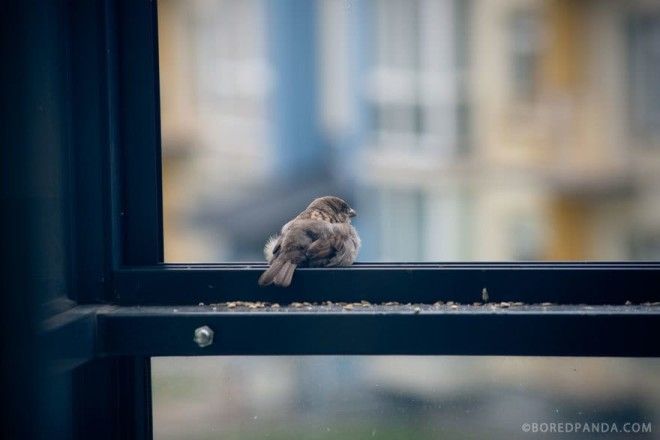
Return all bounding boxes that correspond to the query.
[113,262,660,306]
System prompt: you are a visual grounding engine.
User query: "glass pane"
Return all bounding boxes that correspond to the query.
[158,0,660,262]
[152,356,659,439]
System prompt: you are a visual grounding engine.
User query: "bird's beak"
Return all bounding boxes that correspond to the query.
[348,208,357,218]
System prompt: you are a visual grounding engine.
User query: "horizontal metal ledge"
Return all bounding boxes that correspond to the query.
[97,304,660,357]
[113,262,660,305]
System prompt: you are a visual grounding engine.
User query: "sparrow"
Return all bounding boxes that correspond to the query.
[258,196,361,287]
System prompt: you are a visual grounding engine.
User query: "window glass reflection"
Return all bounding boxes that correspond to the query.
[152,356,660,439]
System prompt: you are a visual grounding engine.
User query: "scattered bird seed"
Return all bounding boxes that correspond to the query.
[201,300,552,312]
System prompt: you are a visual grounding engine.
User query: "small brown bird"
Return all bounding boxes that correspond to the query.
[258,196,361,287]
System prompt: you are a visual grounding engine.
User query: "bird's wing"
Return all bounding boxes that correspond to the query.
[325,224,360,267]
[307,234,354,267]
[303,222,360,267]
[306,237,337,261]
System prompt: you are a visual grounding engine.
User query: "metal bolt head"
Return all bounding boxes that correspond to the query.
[194,325,214,348]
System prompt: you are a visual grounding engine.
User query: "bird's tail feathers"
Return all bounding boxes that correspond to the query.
[258,259,297,287]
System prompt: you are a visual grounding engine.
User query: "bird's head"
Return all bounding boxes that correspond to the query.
[305,196,357,223]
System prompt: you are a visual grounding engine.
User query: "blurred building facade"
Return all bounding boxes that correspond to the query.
[352,0,660,261]
[465,0,660,261]
[158,0,660,262]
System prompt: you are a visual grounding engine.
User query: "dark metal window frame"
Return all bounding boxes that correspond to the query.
[47,0,659,438]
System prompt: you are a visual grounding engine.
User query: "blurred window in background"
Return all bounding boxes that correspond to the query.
[369,0,422,139]
[629,12,660,142]
[509,9,542,103]
[159,0,660,263]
